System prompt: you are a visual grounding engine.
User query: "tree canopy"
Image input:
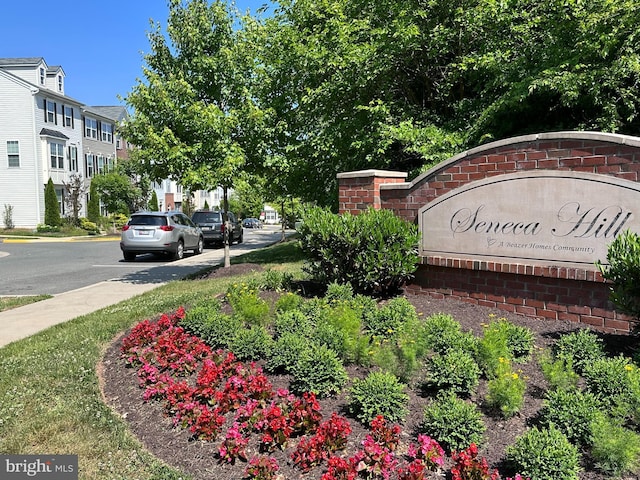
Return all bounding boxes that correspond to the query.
[123,0,640,209]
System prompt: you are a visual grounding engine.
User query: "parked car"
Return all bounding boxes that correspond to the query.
[120,211,204,262]
[191,210,243,246]
[242,217,263,229]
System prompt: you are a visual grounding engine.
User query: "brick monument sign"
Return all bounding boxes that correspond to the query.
[337,131,640,333]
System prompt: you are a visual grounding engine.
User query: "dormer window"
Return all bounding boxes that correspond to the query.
[39,67,45,85]
[58,75,63,92]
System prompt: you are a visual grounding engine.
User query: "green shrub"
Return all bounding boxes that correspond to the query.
[506,425,580,480]
[476,319,513,377]
[596,229,640,321]
[590,412,640,477]
[291,344,348,397]
[297,206,419,296]
[364,297,418,339]
[226,282,271,325]
[274,292,304,313]
[583,355,636,401]
[348,370,409,424]
[420,391,486,452]
[499,320,535,361]
[325,282,354,303]
[266,332,311,374]
[273,309,314,338]
[323,303,368,364]
[537,349,580,391]
[423,313,477,355]
[260,268,293,292]
[181,301,241,350]
[79,217,100,234]
[486,357,526,418]
[229,326,274,361]
[538,388,601,446]
[424,350,481,396]
[553,328,605,374]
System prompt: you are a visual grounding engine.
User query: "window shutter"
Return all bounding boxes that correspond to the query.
[97,120,102,140]
[44,99,47,123]
[71,108,74,129]
[82,116,86,137]
[53,102,57,125]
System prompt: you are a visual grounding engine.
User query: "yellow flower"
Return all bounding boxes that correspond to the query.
[625,364,634,371]
[511,373,519,379]
[488,313,497,318]
[498,357,505,363]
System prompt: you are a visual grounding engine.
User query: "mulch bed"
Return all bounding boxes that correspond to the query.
[99,264,637,479]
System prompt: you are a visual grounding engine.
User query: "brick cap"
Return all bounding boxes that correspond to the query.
[337,169,408,179]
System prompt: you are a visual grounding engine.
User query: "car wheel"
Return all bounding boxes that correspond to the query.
[174,240,185,260]
[195,236,204,255]
[123,252,136,262]
[238,230,243,244]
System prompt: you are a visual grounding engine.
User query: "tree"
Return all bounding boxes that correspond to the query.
[121,0,264,267]
[87,181,100,224]
[62,173,87,226]
[149,190,159,211]
[44,178,61,227]
[91,170,142,215]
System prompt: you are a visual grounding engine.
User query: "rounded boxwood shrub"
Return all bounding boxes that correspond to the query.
[291,344,348,397]
[424,350,481,395]
[423,313,477,355]
[583,355,637,401]
[420,391,486,453]
[348,370,409,424]
[538,388,601,446]
[364,297,418,339]
[265,332,311,374]
[181,302,240,350]
[229,326,274,361]
[273,309,314,338]
[505,425,580,480]
[553,328,605,374]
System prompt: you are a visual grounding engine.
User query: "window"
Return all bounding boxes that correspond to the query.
[101,123,113,143]
[85,154,95,178]
[55,187,64,215]
[39,67,45,85]
[97,155,105,174]
[84,117,97,139]
[106,156,114,172]
[58,75,63,92]
[116,138,121,149]
[50,142,64,169]
[69,146,78,172]
[63,106,74,128]
[7,141,20,167]
[45,100,57,124]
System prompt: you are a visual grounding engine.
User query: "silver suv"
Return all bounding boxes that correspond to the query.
[120,211,204,261]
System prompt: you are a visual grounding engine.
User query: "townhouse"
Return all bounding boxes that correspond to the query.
[0,57,120,228]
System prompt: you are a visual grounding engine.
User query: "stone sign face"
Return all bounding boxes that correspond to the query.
[418,171,640,266]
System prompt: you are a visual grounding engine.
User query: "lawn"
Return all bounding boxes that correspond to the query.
[0,240,305,479]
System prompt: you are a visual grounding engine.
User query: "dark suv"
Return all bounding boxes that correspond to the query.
[191,210,243,246]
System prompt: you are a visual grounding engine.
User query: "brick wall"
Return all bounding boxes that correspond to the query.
[337,132,640,333]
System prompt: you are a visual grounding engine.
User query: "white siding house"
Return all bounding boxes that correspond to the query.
[0,57,117,228]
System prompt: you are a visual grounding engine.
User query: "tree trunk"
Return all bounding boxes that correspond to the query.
[223,185,230,268]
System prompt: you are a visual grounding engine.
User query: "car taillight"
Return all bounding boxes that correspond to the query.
[122,225,131,231]
[220,224,225,232]
[160,225,174,231]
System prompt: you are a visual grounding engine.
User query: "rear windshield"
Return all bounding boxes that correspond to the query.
[129,215,167,226]
[192,212,222,223]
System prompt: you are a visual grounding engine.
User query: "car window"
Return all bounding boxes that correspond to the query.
[192,212,222,223]
[129,215,166,226]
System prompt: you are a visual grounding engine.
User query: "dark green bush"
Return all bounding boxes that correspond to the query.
[229,326,274,361]
[553,328,605,374]
[291,344,348,397]
[506,425,580,480]
[596,229,640,322]
[348,370,409,424]
[273,309,315,338]
[583,355,637,402]
[325,282,354,303]
[297,206,419,296]
[266,332,311,374]
[497,319,535,361]
[364,297,418,339]
[260,268,294,292]
[422,313,477,355]
[181,301,240,350]
[424,350,481,395]
[420,391,486,452]
[538,388,601,446]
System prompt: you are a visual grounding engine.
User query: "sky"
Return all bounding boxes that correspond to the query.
[1,0,273,107]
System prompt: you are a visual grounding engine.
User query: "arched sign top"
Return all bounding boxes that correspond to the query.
[418,170,640,267]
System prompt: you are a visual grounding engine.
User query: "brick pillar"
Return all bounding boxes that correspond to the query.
[337,170,407,214]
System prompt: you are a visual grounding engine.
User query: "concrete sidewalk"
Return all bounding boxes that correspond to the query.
[0,227,291,348]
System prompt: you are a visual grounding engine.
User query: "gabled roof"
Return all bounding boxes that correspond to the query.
[88,106,129,122]
[39,128,69,140]
[0,57,46,67]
